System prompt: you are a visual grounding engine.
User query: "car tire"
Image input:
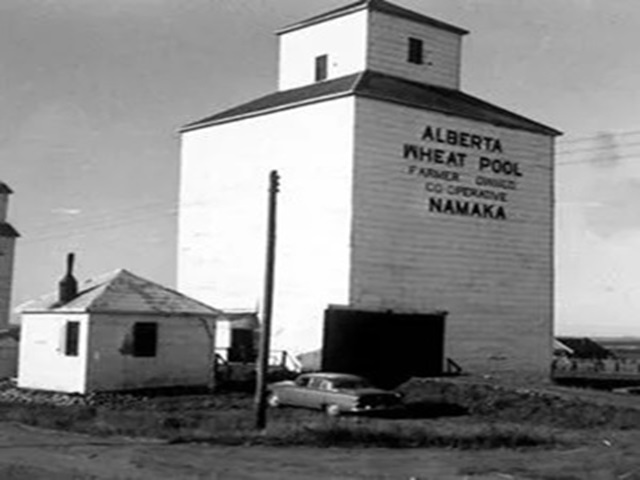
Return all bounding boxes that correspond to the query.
[325,404,341,417]
[267,392,281,408]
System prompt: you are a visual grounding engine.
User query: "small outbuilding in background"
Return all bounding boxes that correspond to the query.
[17,255,222,393]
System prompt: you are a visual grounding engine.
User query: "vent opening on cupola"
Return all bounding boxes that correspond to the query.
[315,54,328,82]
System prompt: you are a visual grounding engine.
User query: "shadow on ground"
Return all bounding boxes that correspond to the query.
[359,401,468,420]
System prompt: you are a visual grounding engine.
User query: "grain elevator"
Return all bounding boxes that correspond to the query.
[0,182,19,329]
[177,0,561,379]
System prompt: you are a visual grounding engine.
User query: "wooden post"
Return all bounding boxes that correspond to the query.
[255,170,279,430]
[197,317,217,392]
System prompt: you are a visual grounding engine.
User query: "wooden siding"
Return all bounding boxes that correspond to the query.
[367,10,462,89]
[85,313,211,392]
[0,196,7,222]
[0,238,15,329]
[0,338,17,378]
[351,97,554,374]
[18,313,90,393]
[278,10,368,90]
[178,98,355,354]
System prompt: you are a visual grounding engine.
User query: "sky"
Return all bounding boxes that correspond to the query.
[2,0,640,336]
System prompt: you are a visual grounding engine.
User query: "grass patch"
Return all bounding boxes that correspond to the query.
[0,393,563,449]
[170,419,561,449]
[400,378,640,430]
[0,402,98,431]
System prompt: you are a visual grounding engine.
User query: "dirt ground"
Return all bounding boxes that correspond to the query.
[0,421,639,480]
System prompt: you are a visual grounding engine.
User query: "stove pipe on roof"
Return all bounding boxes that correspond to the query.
[58,253,78,305]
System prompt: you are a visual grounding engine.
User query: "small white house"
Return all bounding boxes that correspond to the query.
[17,268,221,393]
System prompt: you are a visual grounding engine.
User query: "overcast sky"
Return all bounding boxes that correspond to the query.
[2,0,640,336]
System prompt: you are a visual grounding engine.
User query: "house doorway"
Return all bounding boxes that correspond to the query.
[228,329,256,362]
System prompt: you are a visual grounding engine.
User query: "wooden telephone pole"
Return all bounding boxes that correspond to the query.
[255,170,280,430]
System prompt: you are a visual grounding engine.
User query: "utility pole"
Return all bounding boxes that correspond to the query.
[255,170,279,430]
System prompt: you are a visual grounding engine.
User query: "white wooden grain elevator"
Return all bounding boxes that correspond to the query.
[177,0,561,378]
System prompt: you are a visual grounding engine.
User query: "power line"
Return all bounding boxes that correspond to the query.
[556,128,640,146]
[557,140,640,156]
[18,199,213,246]
[14,151,640,244]
[11,130,640,244]
[19,209,178,246]
[21,198,180,234]
[557,151,640,166]
[21,196,212,233]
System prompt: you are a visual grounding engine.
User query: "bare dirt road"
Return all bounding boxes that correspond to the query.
[0,421,638,479]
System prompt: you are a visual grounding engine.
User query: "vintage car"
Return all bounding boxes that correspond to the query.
[267,372,403,416]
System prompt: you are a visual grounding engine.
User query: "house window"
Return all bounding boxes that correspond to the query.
[315,54,328,82]
[132,322,158,357]
[65,321,80,357]
[408,37,424,64]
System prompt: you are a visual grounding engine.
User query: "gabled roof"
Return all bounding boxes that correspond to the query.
[219,310,260,329]
[181,73,361,132]
[18,269,222,317]
[0,183,13,195]
[356,73,562,136]
[0,223,19,238]
[277,0,468,36]
[181,70,561,137]
[556,337,614,359]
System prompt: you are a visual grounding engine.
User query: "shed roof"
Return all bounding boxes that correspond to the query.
[181,70,561,137]
[277,0,468,36]
[556,337,614,359]
[0,223,19,238]
[0,183,13,194]
[18,269,222,317]
[218,310,260,329]
[553,339,574,354]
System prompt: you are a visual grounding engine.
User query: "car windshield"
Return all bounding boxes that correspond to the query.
[330,378,371,390]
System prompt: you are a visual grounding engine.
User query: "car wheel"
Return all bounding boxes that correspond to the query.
[325,404,341,417]
[267,392,281,408]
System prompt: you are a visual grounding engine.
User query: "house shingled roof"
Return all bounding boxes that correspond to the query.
[277,0,469,36]
[181,70,561,137]
[17,269,222,317]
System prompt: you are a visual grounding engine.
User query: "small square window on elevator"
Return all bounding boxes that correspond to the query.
[315,54,328,82]
[408,37,424,64]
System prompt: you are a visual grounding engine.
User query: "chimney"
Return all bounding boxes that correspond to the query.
[58,253,78,304]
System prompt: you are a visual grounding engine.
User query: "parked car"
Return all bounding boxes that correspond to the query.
[267,372,403,416]
[612,386,640,395]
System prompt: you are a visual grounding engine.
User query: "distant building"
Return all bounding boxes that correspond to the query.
[556,337,614,360]
[214,310,259,363]
[178,0,560,377]
[18,265,221,393]
[596,338,640,361]
[0,182,19,329]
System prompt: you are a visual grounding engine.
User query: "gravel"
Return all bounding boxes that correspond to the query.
[0,379,150,408]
